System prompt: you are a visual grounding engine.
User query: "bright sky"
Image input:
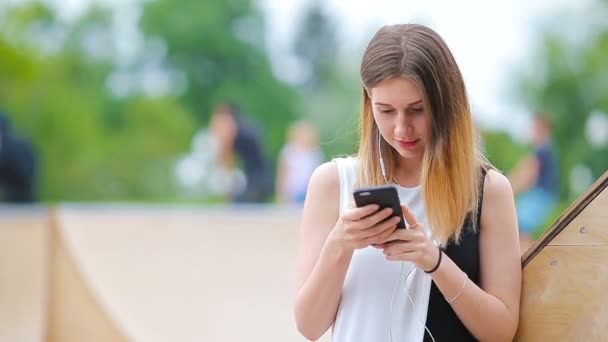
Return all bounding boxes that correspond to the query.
[258,0,590,140]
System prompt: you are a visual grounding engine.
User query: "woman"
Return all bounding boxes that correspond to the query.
[276,120,324,204]
[294,24,521,341]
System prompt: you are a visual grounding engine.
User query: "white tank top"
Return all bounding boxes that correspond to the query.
[332,156,433,342]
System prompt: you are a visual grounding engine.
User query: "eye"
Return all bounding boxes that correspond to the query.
[409,107,424,114]
[379,108,395,114]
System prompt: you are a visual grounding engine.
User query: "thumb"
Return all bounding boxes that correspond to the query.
[401,204,419,229]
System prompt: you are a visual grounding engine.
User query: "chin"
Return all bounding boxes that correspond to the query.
[395,150,423,159]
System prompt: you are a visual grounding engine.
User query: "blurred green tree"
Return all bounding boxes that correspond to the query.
[0,2,196,201]
[139,0,300,160]
[289,1,360,159]
[292,0,338,91]
[511,1,608,200]
[481,130,528,173]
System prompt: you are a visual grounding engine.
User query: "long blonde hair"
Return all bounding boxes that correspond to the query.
[356,24,490,244]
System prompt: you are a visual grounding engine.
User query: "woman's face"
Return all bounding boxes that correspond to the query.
[369,77,430,161]
[210,106,237,146]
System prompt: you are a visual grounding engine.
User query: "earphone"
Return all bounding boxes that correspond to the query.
[378,130,436,342]
[378,130,388,181]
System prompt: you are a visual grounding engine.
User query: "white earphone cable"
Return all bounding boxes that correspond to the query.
[379,131,435,342]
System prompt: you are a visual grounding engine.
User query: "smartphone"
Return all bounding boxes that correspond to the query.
[352,185,406,229]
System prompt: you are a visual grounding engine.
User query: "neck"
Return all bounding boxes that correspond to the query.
[394,157,423,187]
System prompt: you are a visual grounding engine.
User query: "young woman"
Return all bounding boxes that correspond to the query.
[294,24,521,341]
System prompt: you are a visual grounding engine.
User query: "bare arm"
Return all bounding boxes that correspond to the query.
[294,162,349,340]
[430,170,522,341]
[294,161,398,340]
[509,154,539,196]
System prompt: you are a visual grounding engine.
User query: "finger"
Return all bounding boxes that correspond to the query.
[382,241,407,255]
[373,240,396,250]
[374,223,401,242]
[401,204,418,228]
[392,228,426,242]
[386,251,420,261]
[343,204,380,220]
[373,230,401,247]
[363,220,401,246]
[359,215,400,240]
[375,227,414,245]
[383,241,426,256]
[357,207,394,230]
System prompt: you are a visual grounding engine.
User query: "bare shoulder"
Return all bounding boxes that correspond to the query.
[480,168,517,231]
[296,161,342,288]
[483,169,515,202]
[307,161,340,195]
[301,161,341,228]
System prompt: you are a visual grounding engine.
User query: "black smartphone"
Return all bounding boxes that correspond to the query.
[352,185,406,229]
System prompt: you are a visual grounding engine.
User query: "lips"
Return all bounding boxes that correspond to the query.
[396,139,419,149]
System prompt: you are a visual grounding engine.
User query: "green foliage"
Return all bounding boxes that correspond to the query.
[292,0,338,90]
[289,1,360,159]
[8,0,603,205]
[481,130,528,173]
[512,3,608,200]
[0,2,196,202]
[139,0,300,159]
[0,0,306,202]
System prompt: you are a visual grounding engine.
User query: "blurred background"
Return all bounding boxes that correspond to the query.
[0,0,607,341]
[1,0,608,208]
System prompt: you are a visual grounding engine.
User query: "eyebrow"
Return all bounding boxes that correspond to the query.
[374,100,423,107]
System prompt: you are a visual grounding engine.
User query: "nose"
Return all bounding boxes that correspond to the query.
[394,112,414,137]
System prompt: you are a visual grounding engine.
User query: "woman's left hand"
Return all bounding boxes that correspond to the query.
[373,204,441,272]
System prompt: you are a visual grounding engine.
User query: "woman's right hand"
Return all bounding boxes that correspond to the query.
[329,205,400,251]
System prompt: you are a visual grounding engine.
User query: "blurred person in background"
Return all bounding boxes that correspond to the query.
[0,112,37,203]
[508,111,559,254]
[209,101,273,203]
[276,120,324,204]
